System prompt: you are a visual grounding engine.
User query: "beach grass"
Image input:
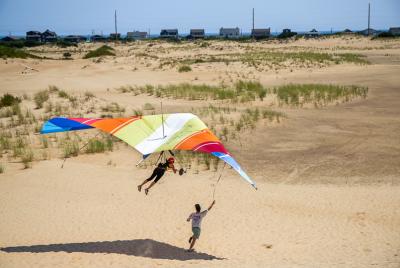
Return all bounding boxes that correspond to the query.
[171,51,368,68]
[271,84,368,107]
[0,45,40,59]
[83,45,115,59]
[177,65,192,72]
[34,90,50,109]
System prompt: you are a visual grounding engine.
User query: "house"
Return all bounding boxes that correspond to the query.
[305,29,320,38]
[278,29,297,38]
[359,28,378,36]
[1,36,19,42]
[219,27,240,38]
[91,35,107,42]
[41,29,57,42]
[110,33,121,40]
[251,28,271,39]
[127,31,148,40]
[342,29,353,34]
[64,35,87,43]
[26,31,42,42]
[160,29,178,39]
[189,29,205,39]
[389,27,400,36]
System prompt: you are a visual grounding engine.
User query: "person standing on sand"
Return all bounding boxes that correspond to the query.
[186,200,216,252]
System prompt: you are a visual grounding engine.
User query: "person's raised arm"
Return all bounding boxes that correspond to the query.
[207,200,216,211]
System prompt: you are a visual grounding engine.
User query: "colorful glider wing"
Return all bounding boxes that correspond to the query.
[41,113,256,188]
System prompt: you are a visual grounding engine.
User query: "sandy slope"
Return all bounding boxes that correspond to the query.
[0,158,399,268]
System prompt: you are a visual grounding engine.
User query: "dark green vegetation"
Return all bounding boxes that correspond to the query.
[0,45,40,59]
[177,65,192,72]
[0,40,41,48]
[0,93,21,108]
[83,45,115,59]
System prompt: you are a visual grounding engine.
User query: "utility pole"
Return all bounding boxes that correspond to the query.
[252,8,255,37]
[367,3,371,35]
[114,10,118,40]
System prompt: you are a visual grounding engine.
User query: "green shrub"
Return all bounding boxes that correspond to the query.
[56,40,77,48]
[83,45,115,59]
[143,103,155,110]
[34,90,50,109]
[0,45,40,59]
[63,52,72,59]
[63,140,79,158]
[0,93,21,108]
[85,137,113,154]
[21,149,34,169]
[0,163,4,173]
[57,90,69,98]
[178,65,192,72]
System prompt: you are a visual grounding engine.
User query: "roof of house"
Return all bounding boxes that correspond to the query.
[1,36,19,41]
[42,29,57,35]
[252,28,270,33]
[26,31,41,35]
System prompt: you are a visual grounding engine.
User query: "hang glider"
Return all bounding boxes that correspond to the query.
[41,113,256,189]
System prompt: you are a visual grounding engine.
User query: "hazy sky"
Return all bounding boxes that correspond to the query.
[1,0,399,35]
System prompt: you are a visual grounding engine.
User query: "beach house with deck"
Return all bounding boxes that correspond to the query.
[160,29,178,39]
[64,35,87,43]
[189,29,205,39]
[219,27,240,38]
[251,28,271,39]
[127,31,148,40]
[304,29,320,38]
[41,29,57,42]
[26,31,42,42]
[389,27,400,36]
[91,35,107,42]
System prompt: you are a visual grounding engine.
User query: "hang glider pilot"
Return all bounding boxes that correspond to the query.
[137,157,177,195]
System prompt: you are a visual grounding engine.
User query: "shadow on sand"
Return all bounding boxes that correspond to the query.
[1,239,223,261]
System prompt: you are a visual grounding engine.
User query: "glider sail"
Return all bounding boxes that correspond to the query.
[41,113,256,188]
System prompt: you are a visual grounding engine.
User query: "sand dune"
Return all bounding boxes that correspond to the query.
[1,37,400,267]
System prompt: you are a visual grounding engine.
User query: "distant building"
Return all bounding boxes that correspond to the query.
[389,27,400,36]
[127,31,148,40]
[110,33,121,40]
[26,31,42,42]
[219,27,240,38]
[160,29,178,39]
[277,28,297,39]
[359,28,378,36]
[305,29,320,38]
[189,29,205,39]
[91,35,107,42]
[41,29,57,42]
[342,29,353,34]
[251,28,271,39]
[1,36,19,42]
[64,35,87,43]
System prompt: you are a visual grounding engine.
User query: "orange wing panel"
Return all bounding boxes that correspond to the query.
[175,129,220,150]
